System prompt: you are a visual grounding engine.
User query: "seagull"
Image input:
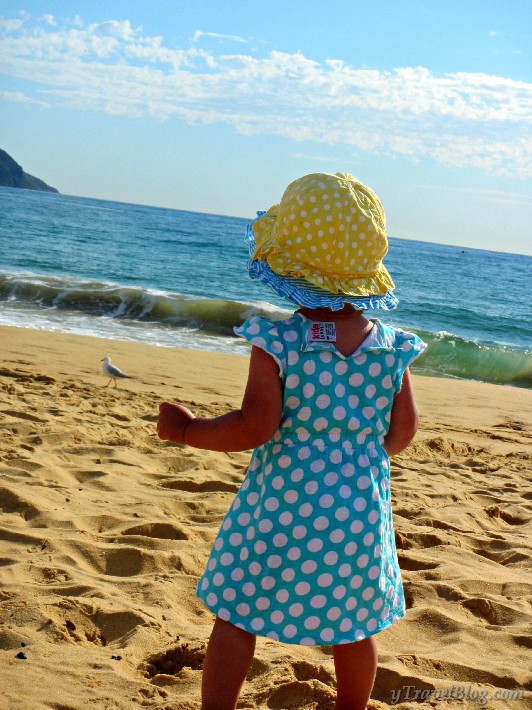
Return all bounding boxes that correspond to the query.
[101,356,130,388]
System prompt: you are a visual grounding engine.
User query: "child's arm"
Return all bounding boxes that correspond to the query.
[383,368,419,457]
[157,345,283,452]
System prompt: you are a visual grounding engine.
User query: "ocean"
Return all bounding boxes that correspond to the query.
[1,186,530,388]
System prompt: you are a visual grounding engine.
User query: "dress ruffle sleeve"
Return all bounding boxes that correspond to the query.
[393,329,427,392]
[234,315,287,379]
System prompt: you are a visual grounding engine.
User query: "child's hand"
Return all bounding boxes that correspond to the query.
[157,402,194,443]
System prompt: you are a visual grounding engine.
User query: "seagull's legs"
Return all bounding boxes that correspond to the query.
[104,379,112,388]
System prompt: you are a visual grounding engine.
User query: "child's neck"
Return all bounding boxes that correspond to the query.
[297,305,363,321]
[297,305,373,356]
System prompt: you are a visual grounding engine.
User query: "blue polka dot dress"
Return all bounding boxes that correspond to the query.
[196,313,426,646]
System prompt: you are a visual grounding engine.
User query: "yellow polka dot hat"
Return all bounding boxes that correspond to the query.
[246,172,398,310]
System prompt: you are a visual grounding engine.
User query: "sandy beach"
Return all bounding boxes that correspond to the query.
[1,324,531,710]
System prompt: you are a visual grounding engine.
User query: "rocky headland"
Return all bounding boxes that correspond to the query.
[0,149,59,192]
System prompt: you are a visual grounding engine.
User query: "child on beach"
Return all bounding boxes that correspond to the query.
[157,172,426,710]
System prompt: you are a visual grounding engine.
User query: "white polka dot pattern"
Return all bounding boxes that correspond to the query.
[196,314,425,645]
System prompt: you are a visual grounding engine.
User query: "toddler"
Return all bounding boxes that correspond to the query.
[158,172,426,710]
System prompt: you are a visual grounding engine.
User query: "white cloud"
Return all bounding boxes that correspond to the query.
[90,19,139,40]
[40,14,56,26]
[0,90,49,108]
[0,17,24,31]
[0,15,530,177]
[192,30,248,44]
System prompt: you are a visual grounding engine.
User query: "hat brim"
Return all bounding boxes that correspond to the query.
[246,214,398,311]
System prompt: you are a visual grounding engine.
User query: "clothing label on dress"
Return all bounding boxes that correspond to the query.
[308,322,337,343]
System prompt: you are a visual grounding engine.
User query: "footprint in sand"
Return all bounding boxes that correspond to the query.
[162,479,240,493]
[120,522,190,541]
[291,660,336,686]
[0,487,41,520]
[484,505,529,525]
[462,596,531,626]
[0,527,45,546]
[473,537,531,566]
[23,565,72,585]
[262,678,336,709]
[142,641,206,677]
[72,469,108,484]
[59,539,161,578]
[395,530,449,550]
[397,552,440,572]
[45,599,150,646]
[1,409,48,423]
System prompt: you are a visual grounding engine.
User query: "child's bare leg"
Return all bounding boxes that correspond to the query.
[201,617,256,710]
[333,635,378,710]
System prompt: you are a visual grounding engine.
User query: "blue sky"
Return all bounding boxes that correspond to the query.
[1,1,531,254]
